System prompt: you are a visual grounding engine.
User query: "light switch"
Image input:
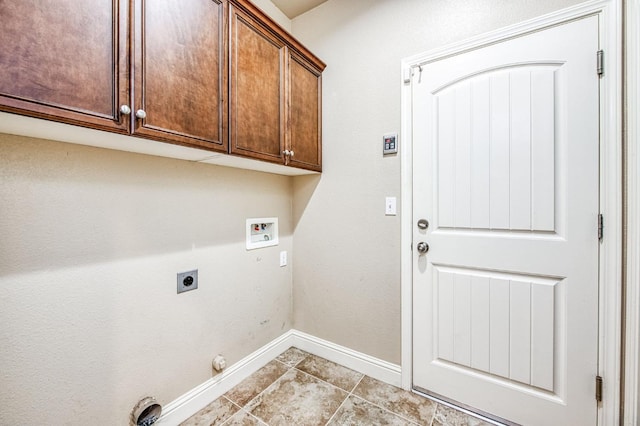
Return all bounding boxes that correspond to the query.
[383,133,398,155]
[385,197,397,215]
[280,251,287,267]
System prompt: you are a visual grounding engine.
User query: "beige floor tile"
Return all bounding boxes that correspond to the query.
[224,360,290,406]
[180,396,239,426]
[221,410,267,426]
[295,353,364,392]
[245,368,348,426]
[275,347,309,367]
[432,404,494,426]
[327,395,417,425]
[183,355,506,426]
[353,376,437,424]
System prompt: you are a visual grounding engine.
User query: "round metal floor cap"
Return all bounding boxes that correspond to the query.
[131,396,162,426]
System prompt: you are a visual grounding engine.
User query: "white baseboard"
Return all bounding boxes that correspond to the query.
[156,330,294,426]
[290,330,402,387]
[156,329,402,425]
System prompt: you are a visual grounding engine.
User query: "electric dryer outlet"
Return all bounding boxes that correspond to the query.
[177,270,198,294]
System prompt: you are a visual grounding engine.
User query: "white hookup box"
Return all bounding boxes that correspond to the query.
[246,217,278,250]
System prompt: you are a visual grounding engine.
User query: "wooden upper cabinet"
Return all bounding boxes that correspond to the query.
[0,0,324,172]
[132,0,227,151]
[0,0,128,132]
[229,3,286,163]
[228,0,325,171]
[287,52,322,171]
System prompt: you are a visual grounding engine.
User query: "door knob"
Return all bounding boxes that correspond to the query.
[417,242,429,254]
[119,105,131,115]
[135,109,147,119]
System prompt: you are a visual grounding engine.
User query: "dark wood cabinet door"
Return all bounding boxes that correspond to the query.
[133,0,227,151]
[229,3,285,163]
[0,0,128,132]
[287,52,322,171]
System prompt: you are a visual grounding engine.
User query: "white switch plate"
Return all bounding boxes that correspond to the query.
[280,251,287,267]
[385,197,397,215]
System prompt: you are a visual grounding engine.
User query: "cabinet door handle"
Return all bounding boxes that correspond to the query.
[135,109,147,119]
[283,150,291,156]
[289,150,294,158]
[119,105,131,115]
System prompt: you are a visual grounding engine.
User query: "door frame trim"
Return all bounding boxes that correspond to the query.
[399,1,622,424]
[623,0,640,424]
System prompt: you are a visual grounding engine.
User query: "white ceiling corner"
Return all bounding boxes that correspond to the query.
[270,0,328,19]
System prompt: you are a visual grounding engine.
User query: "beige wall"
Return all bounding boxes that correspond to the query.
[0,134,293,424]
[290,0,583,364]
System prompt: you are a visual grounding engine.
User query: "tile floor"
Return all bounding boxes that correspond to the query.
[180,347,496,426]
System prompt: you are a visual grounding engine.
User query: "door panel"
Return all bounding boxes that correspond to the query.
[0,0,128,131]
[288,52,322,171]
[229,4,285,162]
[412,16,599,426]
[434,266,558,391]
[133,0,226,151]
[436,66,558,232]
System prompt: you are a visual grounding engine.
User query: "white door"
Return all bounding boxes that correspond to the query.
[412,16,600,426]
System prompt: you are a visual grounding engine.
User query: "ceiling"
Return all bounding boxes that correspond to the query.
[270,0,328,19]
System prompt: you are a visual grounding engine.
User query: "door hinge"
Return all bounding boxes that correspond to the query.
[596,375,603,402]
[598,213,604,241]
[597,50,604,77]
[403,67,412,84]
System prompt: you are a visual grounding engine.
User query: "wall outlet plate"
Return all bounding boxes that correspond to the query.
[177,270,198,294]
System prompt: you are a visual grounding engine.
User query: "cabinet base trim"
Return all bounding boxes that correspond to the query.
[0,112,318,176]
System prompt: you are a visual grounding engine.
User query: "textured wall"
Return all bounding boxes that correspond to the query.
[0,134,293,424]
[290,0,582,364]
